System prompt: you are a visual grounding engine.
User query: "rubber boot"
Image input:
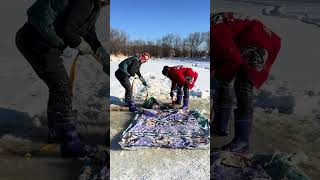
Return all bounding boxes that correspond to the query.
[53,111,97,158]
[47,119,56,144]
[124,96,131,106]
[211,106,232,137]
[124,89,132,106]
[47,110,63,143]
[174,95,182,105]
[180,98,189,110]
[128,100,138,112]
[47,110,82,144]
[222,109,252,153]
[211,79,233,137]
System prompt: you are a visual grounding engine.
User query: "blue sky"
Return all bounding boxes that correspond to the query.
[111,0,209,41]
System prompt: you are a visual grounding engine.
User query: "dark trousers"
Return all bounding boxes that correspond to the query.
[15,22,72,115]
[176,85,189,100]
[211,70,253,121]
[115,69,132,102]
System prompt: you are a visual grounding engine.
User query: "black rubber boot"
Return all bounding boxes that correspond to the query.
[211,106,232,137]
[60,141,97,158]
[222,109,252,153]
[211,78,234,137]
[174,95,182,105]
[47,110,65,143]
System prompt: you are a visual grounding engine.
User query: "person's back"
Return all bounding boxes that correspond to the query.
[167,66,197,88]
[211,12,281,88]
[167,66,185,85]
[118,56,140,76]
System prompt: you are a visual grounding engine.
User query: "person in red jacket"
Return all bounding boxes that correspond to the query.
[211,12,281,153]
[162,65,198,110]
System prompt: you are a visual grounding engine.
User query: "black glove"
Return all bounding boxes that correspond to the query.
[186,76,194,83]
[95,46,110,75]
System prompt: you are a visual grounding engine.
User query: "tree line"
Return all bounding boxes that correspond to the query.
[110,28,209,58]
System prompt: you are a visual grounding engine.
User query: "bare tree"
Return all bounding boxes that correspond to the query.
[181,38,190,57]
[204,31,210,56]
[160,33,175,57]
[110,28,129,55]
[172,34,182,57]
[110,27,208,58]
[186,32,203,57]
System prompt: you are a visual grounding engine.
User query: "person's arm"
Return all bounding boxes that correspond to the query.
[185,68,196,83]
[170,82,177,98]
[136,71,142,78]
[61,0,92,49]
[185,69,198,89]
[86,26,110,75]
[27,0,67,49]
[84,27,102,53]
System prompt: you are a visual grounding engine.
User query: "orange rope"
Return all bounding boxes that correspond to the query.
[69,52,103,96]
[69,54,80,96]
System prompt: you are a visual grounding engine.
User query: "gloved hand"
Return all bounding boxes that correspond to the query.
[77,37,92,55]
[185,76,194,89]
[186,76,194,84]
[142,81,147,86]
[139,77,147,86]
[170,90,175,98]
[95,46,110,75]
[134,74,139,79]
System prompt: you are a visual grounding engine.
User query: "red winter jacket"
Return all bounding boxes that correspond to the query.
[167,66,198,89]
[211,12,281,89]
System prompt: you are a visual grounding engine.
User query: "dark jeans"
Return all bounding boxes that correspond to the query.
[115,69,132,102]
[176,85,189,100]
[211,70,253,121]
[16,22,72,115]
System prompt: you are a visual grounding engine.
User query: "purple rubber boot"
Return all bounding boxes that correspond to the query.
[52,111,97,158]
[128,100,138,112]
[222,109,252,153]
[180,98,189,110]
